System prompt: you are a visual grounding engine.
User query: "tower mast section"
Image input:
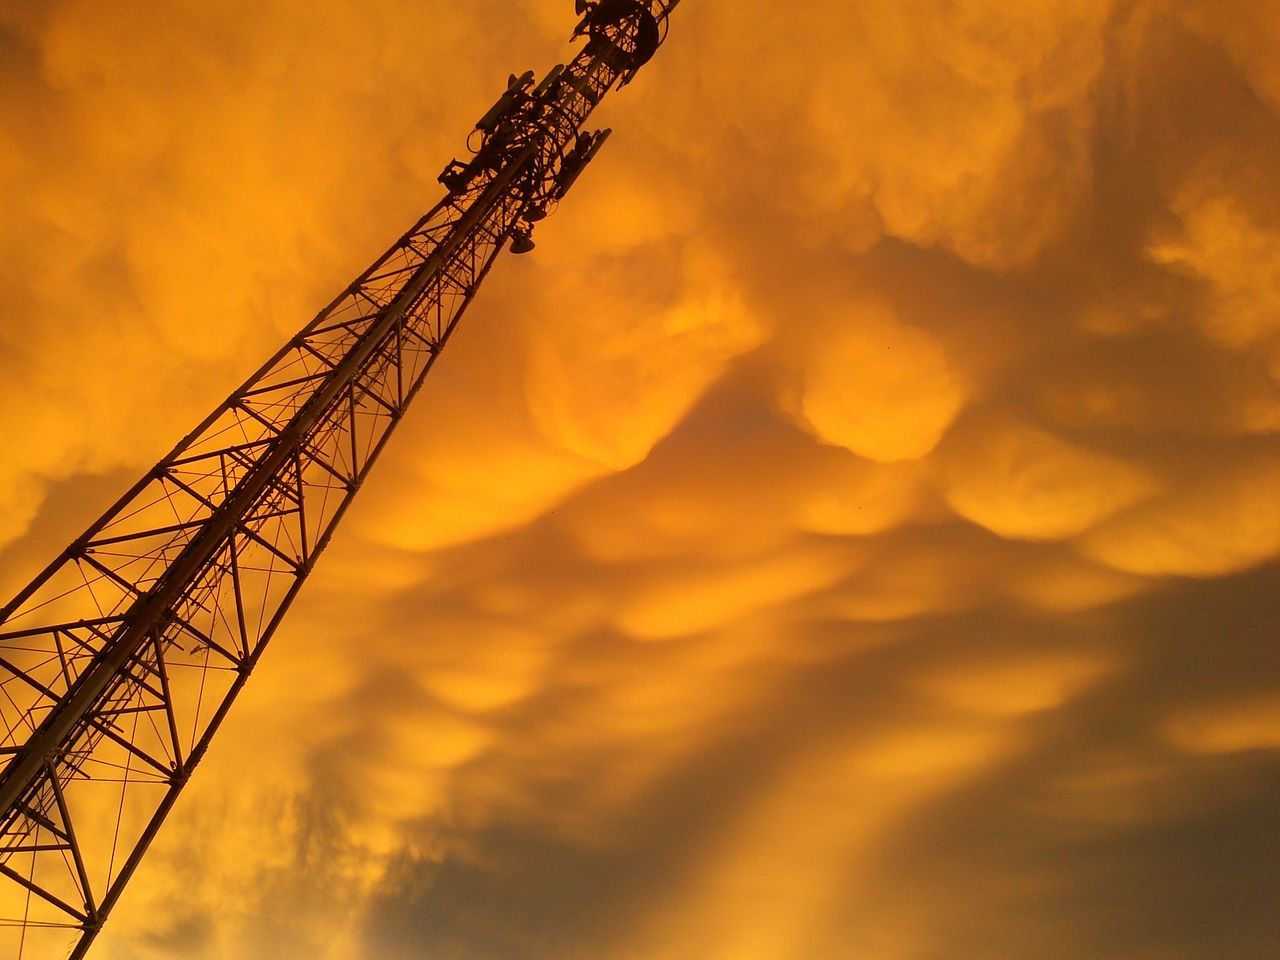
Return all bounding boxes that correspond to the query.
[0,3,681,956]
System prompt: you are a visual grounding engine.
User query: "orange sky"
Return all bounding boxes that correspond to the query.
[2,0,1279,958]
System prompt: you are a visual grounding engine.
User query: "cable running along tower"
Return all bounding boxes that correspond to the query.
[0,2,680,955]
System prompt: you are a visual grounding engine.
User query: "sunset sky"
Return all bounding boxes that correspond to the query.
[2,0,1279,957]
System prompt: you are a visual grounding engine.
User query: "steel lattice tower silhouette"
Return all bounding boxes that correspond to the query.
[0,2,681,955]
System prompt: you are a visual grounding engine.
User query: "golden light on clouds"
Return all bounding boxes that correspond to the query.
[1165,695,1280,754]
[787,298,965,463]
[913,651,1117,717]
[1082,454,1280,576]
[525,242,765,470]
[941,410,1154,541]
[2,0,1279,958]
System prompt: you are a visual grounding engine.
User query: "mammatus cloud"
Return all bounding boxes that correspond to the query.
[780,297,966,463]
[1,0,1278,958]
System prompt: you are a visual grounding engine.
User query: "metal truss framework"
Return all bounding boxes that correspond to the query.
[0,2,680,956]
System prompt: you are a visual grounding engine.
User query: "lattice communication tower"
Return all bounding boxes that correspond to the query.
[0,2,681,955]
